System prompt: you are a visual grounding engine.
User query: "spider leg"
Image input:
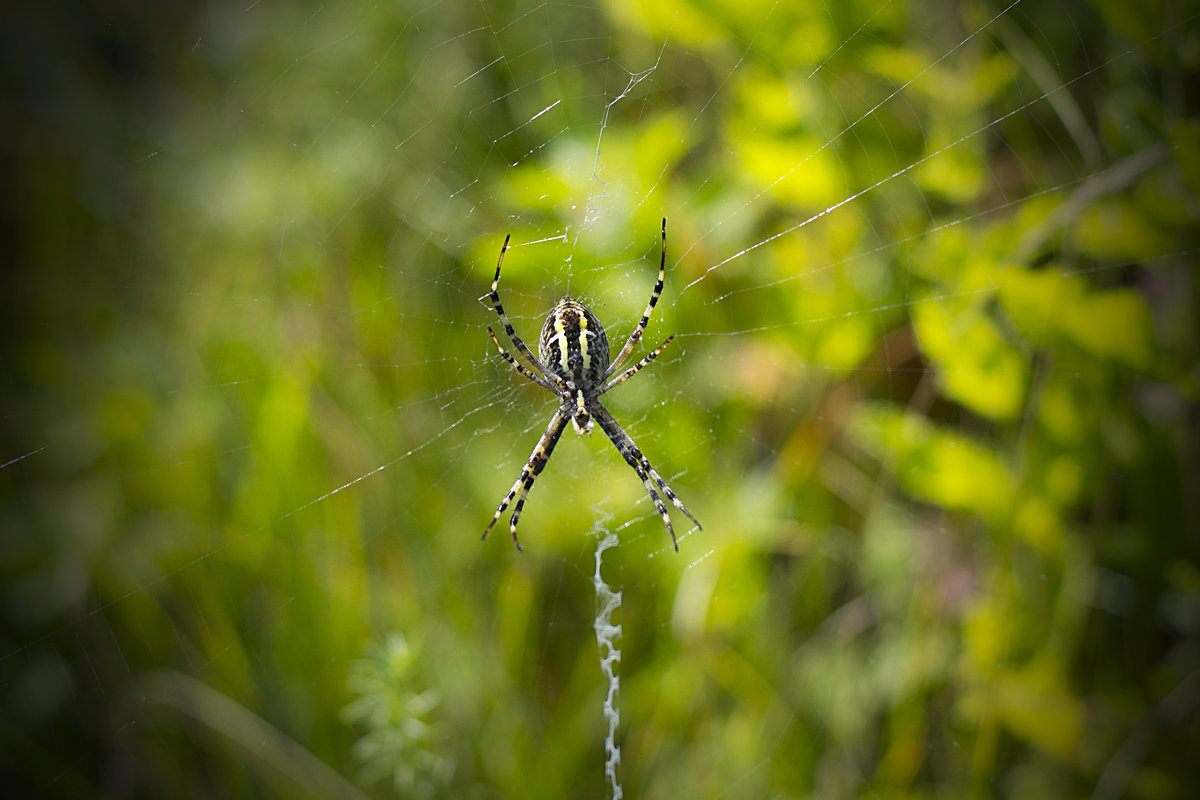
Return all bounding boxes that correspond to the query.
[591,403,701,552]
[599,334,675,395]
[606,217,667,377]
[483,407,569,551]
[486,234,561,384]
[488,327,559,393]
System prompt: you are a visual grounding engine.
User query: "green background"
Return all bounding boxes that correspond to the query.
[2,0,1198,797]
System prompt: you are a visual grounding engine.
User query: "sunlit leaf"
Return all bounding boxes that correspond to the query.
[1061,287,1157,370]
[611,0,729,48]
[1012,495,1064,554]
[911,297,1029,421]
[1071,197,1175,261]
[732,127,843,208]
[992,660,1084,760]
[848,403,1013,519]
[814,316,875,373]
[996,265,1086,347]
[915,118,988,203]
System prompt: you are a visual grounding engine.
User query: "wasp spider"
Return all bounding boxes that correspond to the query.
[483,218,702,552]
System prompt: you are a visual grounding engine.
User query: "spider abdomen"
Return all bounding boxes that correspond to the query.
[538,297,610,386]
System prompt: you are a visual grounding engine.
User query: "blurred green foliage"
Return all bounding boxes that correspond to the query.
[2,0,1198,798]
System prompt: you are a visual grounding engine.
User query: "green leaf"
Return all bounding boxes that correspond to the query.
[1061,287,1157,370]
[992,659,1084,760]
[848,403,1013,519]
[996,265,1086,347]
[814,316,875,373]
[998,266,1157,370]
[732,126,843,208]
[1071,197,1174,261]
[915,118,988,203]
[912,296,1029,421]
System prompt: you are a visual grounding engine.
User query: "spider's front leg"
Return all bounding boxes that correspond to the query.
[607,217,668,377]
[483,407,569,551]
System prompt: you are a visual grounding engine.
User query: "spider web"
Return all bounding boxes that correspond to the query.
[2,0,1197,797]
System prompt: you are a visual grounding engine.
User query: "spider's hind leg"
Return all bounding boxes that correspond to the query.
[484,473,528,551]
[591,404,701,552]
[483,408,569,551]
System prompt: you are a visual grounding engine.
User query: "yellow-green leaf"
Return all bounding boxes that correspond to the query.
[1061,288,1156,370]
[849,403,1013,519]
[912,297,1029,421]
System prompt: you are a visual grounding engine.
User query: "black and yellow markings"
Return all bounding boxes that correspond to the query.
[538,299,609,385]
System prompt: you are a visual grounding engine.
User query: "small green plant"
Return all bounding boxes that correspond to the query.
[341,634,450,799]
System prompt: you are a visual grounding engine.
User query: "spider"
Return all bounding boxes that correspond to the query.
[482,218,702,552]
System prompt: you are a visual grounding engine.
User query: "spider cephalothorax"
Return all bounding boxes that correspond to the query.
[483,218,702,552]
